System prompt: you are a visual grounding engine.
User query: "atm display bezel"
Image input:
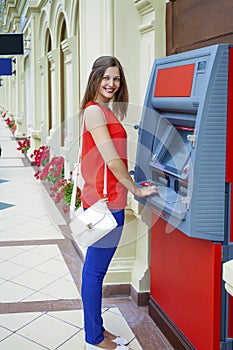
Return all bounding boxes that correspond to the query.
[152,126,194,176]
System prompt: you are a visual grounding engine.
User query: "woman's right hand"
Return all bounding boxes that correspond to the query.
[134,185,158,198]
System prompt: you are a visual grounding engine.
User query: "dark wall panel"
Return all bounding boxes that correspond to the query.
[166,0,233,55]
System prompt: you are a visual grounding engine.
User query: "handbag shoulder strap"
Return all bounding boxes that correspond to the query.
[70,115,108,218]
[103,163,107,199]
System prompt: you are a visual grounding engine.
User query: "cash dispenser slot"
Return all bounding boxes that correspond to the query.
[149,187,187,221]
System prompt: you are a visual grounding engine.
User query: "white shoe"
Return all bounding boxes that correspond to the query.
[112,336,129,346]
[86,343,129,350]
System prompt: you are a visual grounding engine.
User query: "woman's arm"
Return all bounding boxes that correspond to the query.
[84,105,158,198]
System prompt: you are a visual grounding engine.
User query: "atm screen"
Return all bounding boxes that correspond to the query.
[154,64,195,97]
[157,128,193,175]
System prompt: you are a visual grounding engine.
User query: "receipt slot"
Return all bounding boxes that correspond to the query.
[134,45,233,350]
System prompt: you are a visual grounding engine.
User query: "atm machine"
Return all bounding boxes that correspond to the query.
[134,44,233,350]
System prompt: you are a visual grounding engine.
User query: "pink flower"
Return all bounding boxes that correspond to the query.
[63,205,69,214]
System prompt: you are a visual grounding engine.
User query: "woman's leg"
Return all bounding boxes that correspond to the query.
[81,210,124,345]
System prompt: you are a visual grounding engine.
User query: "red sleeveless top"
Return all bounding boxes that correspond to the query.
[80,101,128,209]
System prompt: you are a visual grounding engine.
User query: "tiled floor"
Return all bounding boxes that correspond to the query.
[0,117,174,349]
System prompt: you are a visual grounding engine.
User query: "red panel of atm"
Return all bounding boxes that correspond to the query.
[154,64,195,97]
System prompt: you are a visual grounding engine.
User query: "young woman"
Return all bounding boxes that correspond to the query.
[80,56,158,350]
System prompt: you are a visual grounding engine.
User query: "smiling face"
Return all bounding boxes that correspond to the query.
[95,66,121,104]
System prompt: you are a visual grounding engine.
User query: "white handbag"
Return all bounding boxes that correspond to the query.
[70,196,117,247]
[69,120,117,247]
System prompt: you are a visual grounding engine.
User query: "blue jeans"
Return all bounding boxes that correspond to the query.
[81,209,125,345]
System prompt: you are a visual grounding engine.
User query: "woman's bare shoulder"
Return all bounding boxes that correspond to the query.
[84,104,106,130]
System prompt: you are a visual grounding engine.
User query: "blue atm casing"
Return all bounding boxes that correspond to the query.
[134,44,230,242]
